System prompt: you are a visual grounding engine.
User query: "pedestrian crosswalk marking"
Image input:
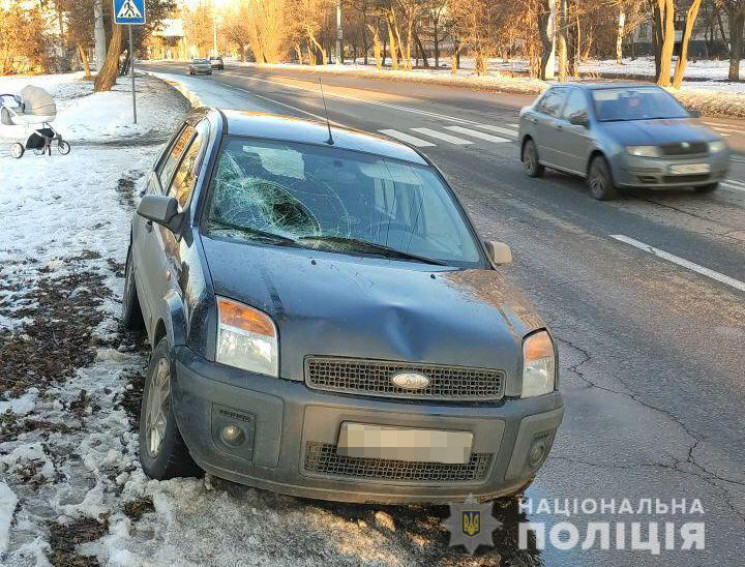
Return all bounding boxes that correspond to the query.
[446,126,510,143]
[118,0,142,19]
[379,129,436,147]
[475,124,519,138]
[412,128,473,145]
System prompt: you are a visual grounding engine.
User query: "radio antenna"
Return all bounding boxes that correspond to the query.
[319,78,334,146]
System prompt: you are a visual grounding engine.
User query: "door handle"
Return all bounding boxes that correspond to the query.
[555,124,563,131]
[145,220,153,233]
[529,117,538,124]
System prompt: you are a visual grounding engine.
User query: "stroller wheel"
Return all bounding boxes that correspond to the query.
[58,140,71,155]
[10,143,24,159]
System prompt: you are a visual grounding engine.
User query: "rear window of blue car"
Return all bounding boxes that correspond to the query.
[203,137,485,267]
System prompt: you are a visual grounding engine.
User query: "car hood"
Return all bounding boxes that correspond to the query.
[201,237,545,391]
[598,118,719,146]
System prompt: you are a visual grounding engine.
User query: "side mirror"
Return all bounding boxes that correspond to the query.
[137,194,181,233]
[484,241,513,266]
[569,114,589,127]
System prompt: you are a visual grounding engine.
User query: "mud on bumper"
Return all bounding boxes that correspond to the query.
[171,347,564,504]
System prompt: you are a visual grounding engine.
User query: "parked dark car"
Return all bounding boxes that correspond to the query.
[209,56,225,70]
[123,109,564,504]
[188,58,212,75]
[519,84,730,200]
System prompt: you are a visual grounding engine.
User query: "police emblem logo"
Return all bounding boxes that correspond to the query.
[442,495,502,554]
[462,510,481,537]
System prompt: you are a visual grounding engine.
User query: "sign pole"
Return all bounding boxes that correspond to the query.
[129,25,137,124]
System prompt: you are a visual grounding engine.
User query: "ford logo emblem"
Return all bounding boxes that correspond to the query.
[391,372,430,390]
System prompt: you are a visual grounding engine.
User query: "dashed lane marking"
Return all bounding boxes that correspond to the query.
[610,234,745,293]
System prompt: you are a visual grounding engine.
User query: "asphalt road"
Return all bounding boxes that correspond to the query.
[143,62,745,566]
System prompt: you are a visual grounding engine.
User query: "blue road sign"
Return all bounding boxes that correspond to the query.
[114,0,146,25]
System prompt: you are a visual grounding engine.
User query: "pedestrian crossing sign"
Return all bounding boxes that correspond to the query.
[114,0,146,25]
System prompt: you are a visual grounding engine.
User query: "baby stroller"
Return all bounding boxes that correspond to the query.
[1,86,70,159]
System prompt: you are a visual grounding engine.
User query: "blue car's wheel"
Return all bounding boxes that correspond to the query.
[139,338,202,480]
[588,156,618,201]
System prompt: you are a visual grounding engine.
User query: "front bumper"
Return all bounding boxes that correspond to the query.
[171,347,564,504]
[611,152,730,189]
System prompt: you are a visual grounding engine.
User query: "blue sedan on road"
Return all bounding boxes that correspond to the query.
[519,84,731,200]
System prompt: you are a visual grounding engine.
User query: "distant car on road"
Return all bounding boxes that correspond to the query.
[122,109,564,504]
[519,84,730,200]
[188,58,212,76]
[209,56,225,70]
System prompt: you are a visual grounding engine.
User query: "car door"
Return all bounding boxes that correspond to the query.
[556,88,594,175]
[533,88,568,167]
[134,124,196,336]
[158,120,210,308]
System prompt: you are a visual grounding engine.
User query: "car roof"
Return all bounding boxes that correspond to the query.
[553,82,662,91]
[217,110,428,165]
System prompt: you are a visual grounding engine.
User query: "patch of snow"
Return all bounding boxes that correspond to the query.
[0,389,38,416]
[0,482,19,552]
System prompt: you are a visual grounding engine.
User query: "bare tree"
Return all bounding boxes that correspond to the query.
[721,0,745,80]
[673,0,704,87]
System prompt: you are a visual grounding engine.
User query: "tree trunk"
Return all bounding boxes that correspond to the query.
[386,17,399,69]
[657,0,675,87]
[729,9,745,81]
[94,24,123,92]
[368,25,382,69]
[77,43,92,80]
[414,32,428,67]
[557,0,568,82]
[673,0,702,88]
[616,8,627,64]
[539,0,556,80]
[434,19,440,67]
[475,52,487,76]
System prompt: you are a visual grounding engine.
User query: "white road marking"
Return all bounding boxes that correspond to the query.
[723,179,745,192]
[446,126,511,143]
[412,128,473,145]
[611,234,745,293]
[473,124,519,138]
[378,129,436,147]
[229,86,348,127]
[508,123,520,128]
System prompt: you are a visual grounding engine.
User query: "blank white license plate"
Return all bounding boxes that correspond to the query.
[669,163,710,175]
[336,422,473,464]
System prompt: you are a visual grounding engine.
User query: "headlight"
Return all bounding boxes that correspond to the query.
[709,140,728,153]
[216,297,278,377]
[521,331,556,398]
[626,146,662,157]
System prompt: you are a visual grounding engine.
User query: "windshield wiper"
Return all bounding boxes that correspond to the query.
[298,235,447,266]
[209,219,298,245]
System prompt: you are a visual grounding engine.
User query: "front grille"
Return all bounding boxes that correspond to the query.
[662,174,711,184]
[305,357,506,401]
[304,442,492,482]
[661,142,708,156]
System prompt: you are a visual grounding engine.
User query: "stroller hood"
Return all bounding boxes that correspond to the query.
[20,86,57,118]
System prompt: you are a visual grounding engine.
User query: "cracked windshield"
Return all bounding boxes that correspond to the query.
[207,137,482,265]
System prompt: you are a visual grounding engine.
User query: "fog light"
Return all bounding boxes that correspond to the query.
[220,425,244,446]
[528,439,547,467]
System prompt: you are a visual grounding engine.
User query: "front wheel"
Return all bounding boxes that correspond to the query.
[695,182,719,194]
[139,338,202,480]
[587,156,618,201]
[57,140,71,155]
[522,139,545,178]
[10,143,24,159]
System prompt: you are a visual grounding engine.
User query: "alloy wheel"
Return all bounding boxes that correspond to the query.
[145,358,171,457]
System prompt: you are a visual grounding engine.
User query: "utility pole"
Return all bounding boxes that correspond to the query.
[335,0,343,64]
[94,0,107,70]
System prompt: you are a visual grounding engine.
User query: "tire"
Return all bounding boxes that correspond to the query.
[695,182,719,194]
[587,155,619,201]
[522,138,545,178]
[10,143,24,159]
[57,140,71,155]
[139,338,202,480]
[121,247,145,331]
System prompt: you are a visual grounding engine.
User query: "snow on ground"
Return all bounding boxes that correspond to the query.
[0,71,515,567]
[0,72,185,146]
